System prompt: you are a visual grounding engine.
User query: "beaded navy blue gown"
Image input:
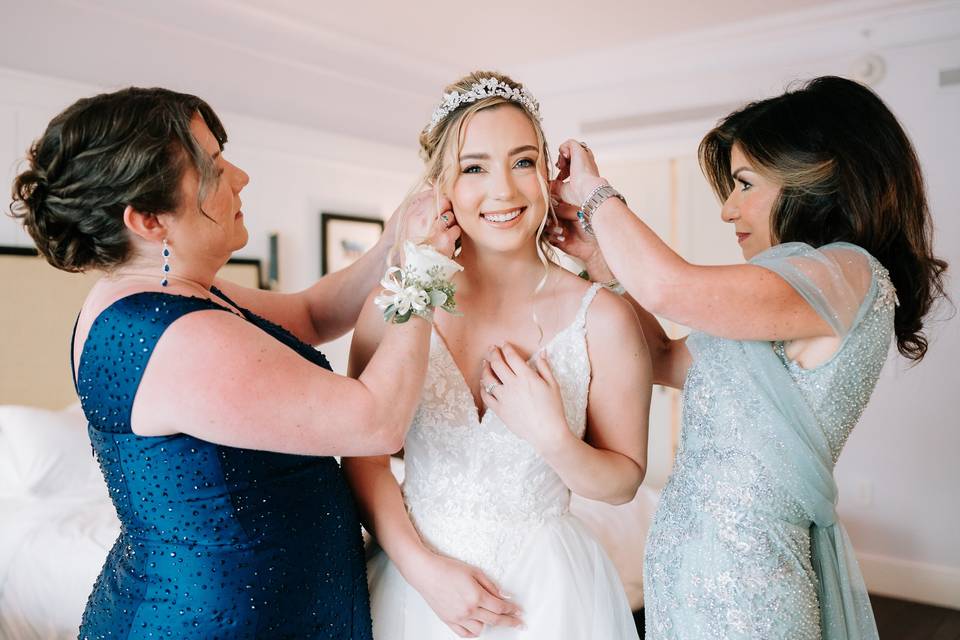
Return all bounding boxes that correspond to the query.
[73,289,373,639]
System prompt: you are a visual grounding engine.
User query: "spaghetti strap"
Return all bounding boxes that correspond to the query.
[574,283,603,330]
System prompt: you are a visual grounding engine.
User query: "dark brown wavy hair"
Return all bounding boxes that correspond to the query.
[10,87,226,272]
[699,76,948,361]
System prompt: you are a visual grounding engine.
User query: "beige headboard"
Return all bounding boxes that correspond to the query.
[0,247,263,409]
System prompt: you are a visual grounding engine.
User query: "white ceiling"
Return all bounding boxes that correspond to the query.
[0,0,915,146]
[230,0,838,70]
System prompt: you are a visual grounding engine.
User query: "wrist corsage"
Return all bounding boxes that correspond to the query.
[374,241,463,323]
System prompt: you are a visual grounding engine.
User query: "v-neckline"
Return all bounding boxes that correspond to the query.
[431,317,578,427]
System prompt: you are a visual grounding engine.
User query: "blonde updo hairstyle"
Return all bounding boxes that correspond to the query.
[407,71,557,277]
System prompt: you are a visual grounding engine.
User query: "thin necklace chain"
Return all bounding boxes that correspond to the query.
[110,270,210,293]
[106,271,243,315]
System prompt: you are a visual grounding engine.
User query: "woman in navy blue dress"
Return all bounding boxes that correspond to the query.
[10,87,463,639]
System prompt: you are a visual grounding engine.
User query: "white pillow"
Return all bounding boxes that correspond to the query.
[0,403,105,498]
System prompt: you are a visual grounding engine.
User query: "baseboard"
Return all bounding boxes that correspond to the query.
[858,551,960,610]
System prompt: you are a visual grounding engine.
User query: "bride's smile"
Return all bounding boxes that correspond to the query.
[480,206,526,226]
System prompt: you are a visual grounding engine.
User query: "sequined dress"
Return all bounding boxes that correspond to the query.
[74,289,372,639]
[644,243,892,639]
[366,284,639,639]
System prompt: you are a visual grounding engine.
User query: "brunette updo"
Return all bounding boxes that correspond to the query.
[10,87,226,272]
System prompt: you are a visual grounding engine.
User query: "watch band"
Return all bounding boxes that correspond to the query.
[576,185,626,236]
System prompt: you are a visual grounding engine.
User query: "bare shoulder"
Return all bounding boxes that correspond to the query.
[546,265,595,308]
[544,265,645,350]
[585,291,649,376]
[150,305,279,371]
[587,286,642,335]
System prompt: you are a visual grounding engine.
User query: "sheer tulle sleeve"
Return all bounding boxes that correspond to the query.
[750,242,874,338]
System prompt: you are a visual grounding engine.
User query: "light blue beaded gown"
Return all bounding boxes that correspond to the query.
[644,243,894,640]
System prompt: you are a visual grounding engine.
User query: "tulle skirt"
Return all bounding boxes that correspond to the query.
[367,514,639,639]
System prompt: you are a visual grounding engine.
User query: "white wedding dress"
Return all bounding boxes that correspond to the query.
[367,283,639,639]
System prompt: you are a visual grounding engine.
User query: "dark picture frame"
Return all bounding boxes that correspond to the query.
[320,212,384,275]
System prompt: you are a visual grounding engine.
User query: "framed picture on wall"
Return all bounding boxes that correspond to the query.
[320,212,384,275]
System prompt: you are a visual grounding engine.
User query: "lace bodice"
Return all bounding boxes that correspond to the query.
[401,284,601,581]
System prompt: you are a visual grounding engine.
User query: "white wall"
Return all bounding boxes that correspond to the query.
[518,0,960,608]
[0,67,421,372]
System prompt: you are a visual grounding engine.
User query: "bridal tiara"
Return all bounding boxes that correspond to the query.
[425,77,542,134]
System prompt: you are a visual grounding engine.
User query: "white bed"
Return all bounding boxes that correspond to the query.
[0,404,120,640]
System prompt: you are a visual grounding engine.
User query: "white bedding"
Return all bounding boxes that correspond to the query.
[0,494,119,640]
[0,403,120,640]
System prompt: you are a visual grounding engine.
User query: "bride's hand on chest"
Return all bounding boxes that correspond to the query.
[481,343,572,454]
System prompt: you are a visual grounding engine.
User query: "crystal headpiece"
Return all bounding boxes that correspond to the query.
[425,77,541,134]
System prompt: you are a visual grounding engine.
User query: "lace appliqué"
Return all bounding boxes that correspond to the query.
[401,284,600,581]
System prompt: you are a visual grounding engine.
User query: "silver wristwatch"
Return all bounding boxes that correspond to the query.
[576,184,626,236]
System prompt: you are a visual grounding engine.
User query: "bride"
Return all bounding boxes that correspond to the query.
[343,71,651,639]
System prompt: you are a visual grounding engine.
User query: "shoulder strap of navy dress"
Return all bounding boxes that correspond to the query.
[209,285,332,371]
[70,314,81,395]
[76,292,233,434]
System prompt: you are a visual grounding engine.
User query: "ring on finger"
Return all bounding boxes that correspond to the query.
[440,213,451,227]
[483,382,499,395]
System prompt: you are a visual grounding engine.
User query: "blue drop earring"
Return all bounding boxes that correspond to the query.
[161,239,171,287]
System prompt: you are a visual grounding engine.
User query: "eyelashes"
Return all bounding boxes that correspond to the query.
[460,158,537,174]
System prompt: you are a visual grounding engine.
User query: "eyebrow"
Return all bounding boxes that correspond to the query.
[731,166,751,179]
[459,145,539,161]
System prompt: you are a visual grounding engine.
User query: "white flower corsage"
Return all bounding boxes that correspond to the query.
[374,241,463,323]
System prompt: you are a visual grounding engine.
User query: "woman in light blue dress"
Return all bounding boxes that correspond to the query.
[506,76,947,639]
